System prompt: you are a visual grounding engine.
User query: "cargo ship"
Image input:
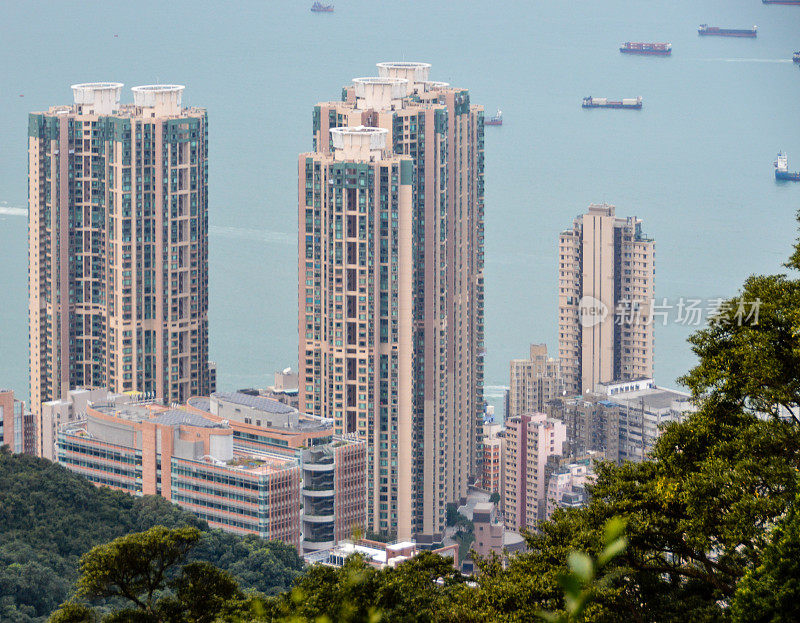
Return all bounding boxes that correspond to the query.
[620,42,672,56]
[763,0,800,5]
[310,2,334,12]
[485,109,503,126]
[698,24,757,37]
[794,51,800,63]
[582,96,642,109]
[775,152,800,181]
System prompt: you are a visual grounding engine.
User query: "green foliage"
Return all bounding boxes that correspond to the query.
[537,518,627,623]
[76,526,201,613]
[265,550,466,622]
[51,528,250,623]
[731,494,800,623]
[489,492,501,505]
[47,602,98,623]
[0,450,303,622]
[680,272,800,424]
[363,530,397,543]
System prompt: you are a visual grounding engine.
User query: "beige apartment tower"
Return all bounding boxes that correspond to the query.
[299,63,485,542]
[508,343,564,418]
[558,204,654,395]
[28,83,212,455]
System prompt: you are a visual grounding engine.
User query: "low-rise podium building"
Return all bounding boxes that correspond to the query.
[57,390,366,550]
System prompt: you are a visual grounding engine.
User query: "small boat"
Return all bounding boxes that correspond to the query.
[310,2,334,12]
[794,51,800,63]
[485,109,503,126]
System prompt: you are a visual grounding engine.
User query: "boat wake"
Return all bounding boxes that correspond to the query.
[0,206,27,216]
[694,57,792,63]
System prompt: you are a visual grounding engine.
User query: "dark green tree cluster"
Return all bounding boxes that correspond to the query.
[0,451,303,622]
[49,527,468,623]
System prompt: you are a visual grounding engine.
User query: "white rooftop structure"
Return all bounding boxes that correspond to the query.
[331,126,388,161]
[71,82,123,115]
[352,76,407,110]
[131,84,184,116]
[376,61,432,94]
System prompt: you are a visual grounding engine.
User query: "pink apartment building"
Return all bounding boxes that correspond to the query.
[299,62,485,543]
[28,83,213,456]
[503,413,567,530]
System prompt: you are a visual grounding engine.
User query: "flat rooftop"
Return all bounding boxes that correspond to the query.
[214,391,296,414]
[608,387,692,412]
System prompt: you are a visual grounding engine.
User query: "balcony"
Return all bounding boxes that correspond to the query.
[302,486,335,497]
[302,538,335,552]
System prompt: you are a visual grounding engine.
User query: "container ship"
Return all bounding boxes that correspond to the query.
[582,96,642,109]
[485,109,503,126]
[310,2,334,12]
[775,152,800,181]
[620,42,672,56]
[698,24,757,37]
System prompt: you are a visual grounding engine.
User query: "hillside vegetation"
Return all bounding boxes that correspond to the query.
[0,449,304,622]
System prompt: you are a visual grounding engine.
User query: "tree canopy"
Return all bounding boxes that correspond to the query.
[0,451,303,622]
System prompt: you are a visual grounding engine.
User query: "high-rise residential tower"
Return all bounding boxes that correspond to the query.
[508,343,564,418]
[299,63,485,542]
[558,204,654,395]
[28,83,212,456]
[503,412,566,530]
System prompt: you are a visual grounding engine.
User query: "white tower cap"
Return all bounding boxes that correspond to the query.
[331,126,388,161]
[376,62,431,94]
[131,84,185,116]
[352,77,407,111]
[71,82,124,115]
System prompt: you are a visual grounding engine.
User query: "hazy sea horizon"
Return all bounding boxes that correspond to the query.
[1,0,799,417]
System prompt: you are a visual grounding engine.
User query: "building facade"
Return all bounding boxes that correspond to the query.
[543,454,598,521]
[56,391,366,550]
[29,83,212,455]
[481,421,505,501]
[508,344,564,418]
[548,379,692,464]
[558,204,655,395]
[304,538,458,570]
[472,501,504,560]
[503,413,566,530]
[0,389,35,454]
[299,62,485,543]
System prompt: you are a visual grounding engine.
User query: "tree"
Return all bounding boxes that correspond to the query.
[265,550,466,623]
[731,494,800,623]
[0,450,303,621]
[47,603,97,623]
[50,526,256,623]
[76,526,201,616]
[537,517,628,623]
[489,492,501,505]
[681,254,800,424]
